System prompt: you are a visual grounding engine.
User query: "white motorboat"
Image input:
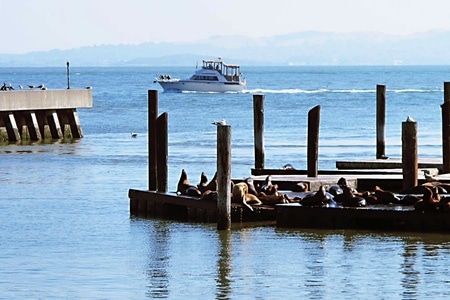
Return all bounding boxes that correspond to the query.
[154,58,246,93]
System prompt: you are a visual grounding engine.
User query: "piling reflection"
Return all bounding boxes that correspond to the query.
[401,241,420,299]
[215,230,232,300]
[145,220,170,298]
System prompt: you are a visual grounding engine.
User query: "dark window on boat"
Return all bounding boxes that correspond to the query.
[191,75,219,81]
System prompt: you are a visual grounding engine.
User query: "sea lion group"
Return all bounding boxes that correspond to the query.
[176,170,289,210]
[176,169,450,212]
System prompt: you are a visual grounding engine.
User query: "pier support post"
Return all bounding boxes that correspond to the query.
[441,82,450,173]
[376,84,387,159]
[29,112,42,140]
[7,113,21,141]
[253,94,265,169]
[402,117,418,190]
[48,111,63,139]
[217,125,231,230]
[157,112,168,193]
[148,90,158,191]
[307,105,320,177]
[68,110,83,138]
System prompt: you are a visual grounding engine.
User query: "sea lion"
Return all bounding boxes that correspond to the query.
[203,172,217,192]
[258,191,288,205]
[374,186,401,204]
[290,182,309,192]
[244,177,259,196]
[400,194,421,206]
[339,186,366,207]
[281,163,295,170]
[197,172,209,193]
[360,191,381,205]
[176,169,201,197]
[232,182,262,211]
[259,175,273,194]
[327,184,343,197]
[200,190,217,202]
[301,186,335,207]
[414,186,441,211]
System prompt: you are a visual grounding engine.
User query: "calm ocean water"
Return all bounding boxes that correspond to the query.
[1,65,450,299]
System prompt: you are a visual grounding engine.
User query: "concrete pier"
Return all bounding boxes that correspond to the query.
[0,89,92,142]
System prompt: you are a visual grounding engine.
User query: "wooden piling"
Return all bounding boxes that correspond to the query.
[402,117,418,190]
[376,84,387,159]
[253,94,265,169]
[156,112,168,193]
[148,90,158,191]
[307,105,320,177]
[442,82,450,173]
[217,125,232,230]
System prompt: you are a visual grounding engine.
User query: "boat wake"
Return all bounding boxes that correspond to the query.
[243,88,443,94]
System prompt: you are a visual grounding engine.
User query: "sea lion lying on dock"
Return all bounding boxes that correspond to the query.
[232,182,262,211]
[335,186,366,207]
[374,186,401,204]
[301,186,336,207]
[176,169,202,197]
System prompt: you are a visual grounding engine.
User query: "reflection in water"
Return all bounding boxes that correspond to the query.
[401,241,420,299]
[145,221,170,298]
[216,230,232,300]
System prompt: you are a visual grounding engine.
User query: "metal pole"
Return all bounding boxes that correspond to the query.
[66,61,70,89]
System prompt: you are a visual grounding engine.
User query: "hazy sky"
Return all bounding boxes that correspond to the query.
[1,0,450,54]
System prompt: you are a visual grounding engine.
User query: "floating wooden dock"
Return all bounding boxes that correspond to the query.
[129,189,276,223]
[276,204,450,233]
[0,89,92,142]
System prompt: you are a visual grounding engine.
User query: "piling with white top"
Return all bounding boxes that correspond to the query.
[217,124,232,230]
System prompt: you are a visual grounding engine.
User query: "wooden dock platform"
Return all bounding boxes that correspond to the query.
[129,189,276,223]
[336,158,443,171]
[276,203,450,233]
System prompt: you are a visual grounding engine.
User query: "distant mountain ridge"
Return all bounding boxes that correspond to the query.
[1,30,450,66]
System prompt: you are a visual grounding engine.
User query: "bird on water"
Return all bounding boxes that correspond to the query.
[131,132,137,138]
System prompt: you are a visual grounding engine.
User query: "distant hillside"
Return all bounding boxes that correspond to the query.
[1,30,450,66]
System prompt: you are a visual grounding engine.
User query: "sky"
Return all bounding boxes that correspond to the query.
[1,0,450,54]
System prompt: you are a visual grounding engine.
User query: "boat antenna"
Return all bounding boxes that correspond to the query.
[196,61,198,70]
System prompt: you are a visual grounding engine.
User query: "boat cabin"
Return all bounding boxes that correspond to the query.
[201,59,242,82]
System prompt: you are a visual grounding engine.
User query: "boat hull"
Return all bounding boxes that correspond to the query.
[157,80,245,93]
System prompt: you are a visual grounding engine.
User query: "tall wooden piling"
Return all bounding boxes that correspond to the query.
[148,90,158,191]
[156,112,168,193]
[442,82,450,173]
[307,105,320,177]
[402,117,418,190]
[217,125,232,230]
[376,84,387,159]
[253,94,265,169]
